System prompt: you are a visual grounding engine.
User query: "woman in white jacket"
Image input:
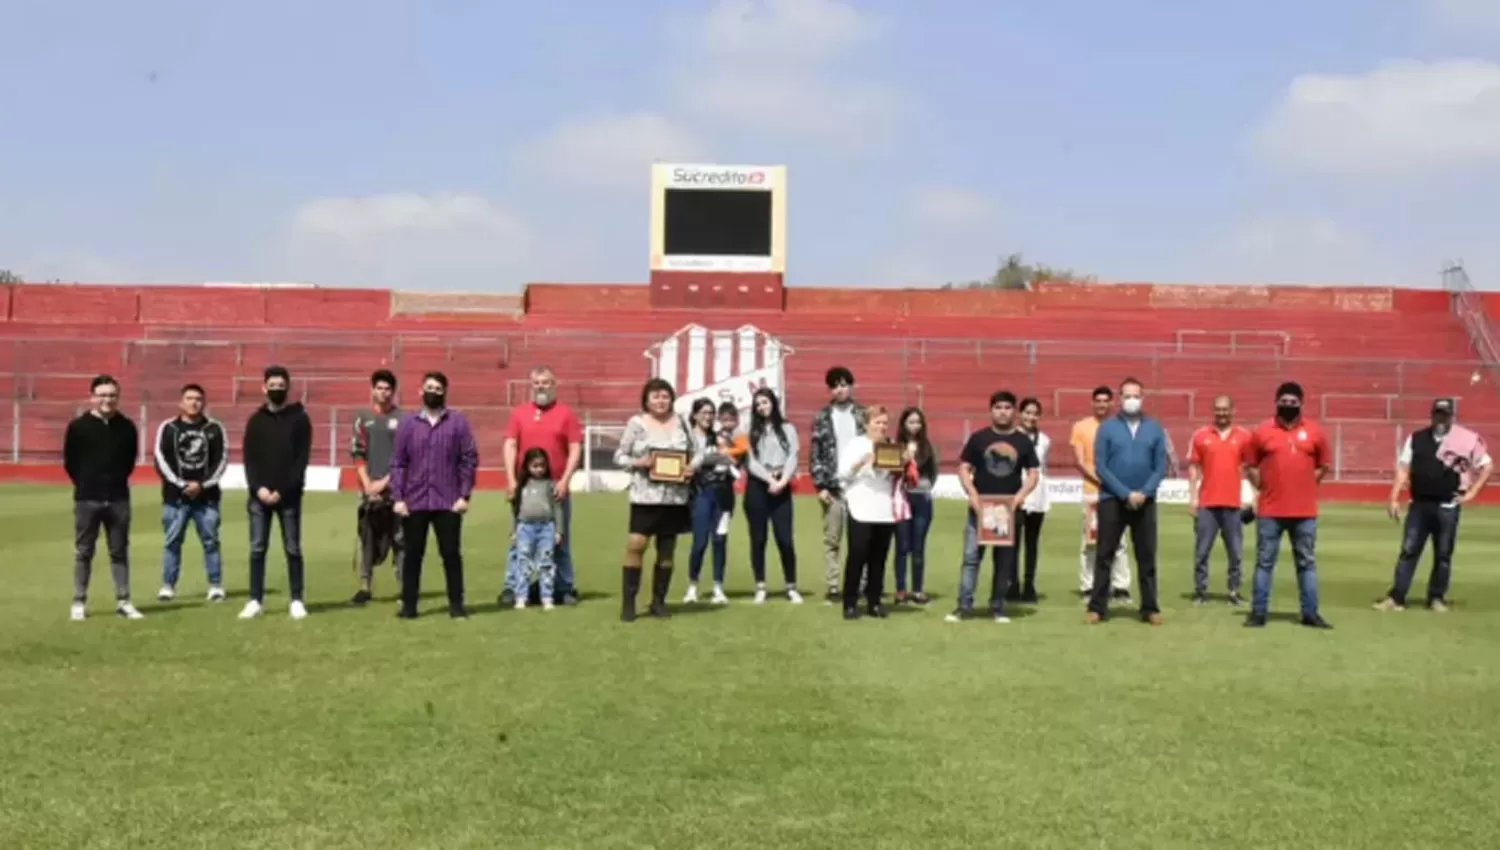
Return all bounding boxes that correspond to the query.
[1014,397,1050,604]
[837,404,905,620]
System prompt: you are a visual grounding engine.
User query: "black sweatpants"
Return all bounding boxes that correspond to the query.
[843,517,894,610]
[1088,498,1159,618]
[400,511,465,613]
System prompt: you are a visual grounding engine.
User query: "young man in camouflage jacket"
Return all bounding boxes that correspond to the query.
[809,366,867,603]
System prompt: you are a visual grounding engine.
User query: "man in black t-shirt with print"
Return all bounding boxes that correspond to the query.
[948,390,1040,624]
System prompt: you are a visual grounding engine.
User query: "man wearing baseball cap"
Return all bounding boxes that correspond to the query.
[1241,381,1334,629]
[1376,398,1493,612]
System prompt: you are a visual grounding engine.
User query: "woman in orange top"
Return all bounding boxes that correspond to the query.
[684,400,749,605]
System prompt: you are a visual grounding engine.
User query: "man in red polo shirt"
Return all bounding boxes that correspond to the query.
[1187,394,1251,606]
[501,366,583,606]
[1241,381,1333,629]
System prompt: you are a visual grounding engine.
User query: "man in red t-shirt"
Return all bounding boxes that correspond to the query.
[500,366,583,605]
[1241,381,1333,629]
[1186,394,1251,605]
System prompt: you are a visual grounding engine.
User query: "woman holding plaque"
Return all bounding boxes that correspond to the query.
[836,405,906,620]
[893,407,938,606]
[745,387,803,605]
[613,378,694,622]
[1012,397,1051,604]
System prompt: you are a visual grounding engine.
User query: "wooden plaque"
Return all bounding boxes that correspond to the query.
[648,449,689,483]
[873,443,904,471]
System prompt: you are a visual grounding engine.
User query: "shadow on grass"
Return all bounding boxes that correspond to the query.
[143,587,270,616]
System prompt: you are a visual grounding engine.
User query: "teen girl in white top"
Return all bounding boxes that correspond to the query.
[1016,397,1050,603]
[837,405,907,620]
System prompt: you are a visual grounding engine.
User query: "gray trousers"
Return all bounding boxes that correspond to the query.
[821,494,847,590]
[74,500,132,603]
[1193,506,1244,594]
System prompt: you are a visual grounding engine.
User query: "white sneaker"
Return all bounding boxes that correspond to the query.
[238,600,264,619]
[993,614,1012,624]
[288,600,308,620]
[156,585,176,602]
[514,599,527,610]
[116,602,145,620]
[206,586,226,602]
[683,584,700,604]
[753,586,768,605]
[787,588,805,605]
[710,585,730,605]
[542,599,555,611]
[70,603,86,621]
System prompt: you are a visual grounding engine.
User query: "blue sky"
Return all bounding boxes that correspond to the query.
[2,0,1498,291]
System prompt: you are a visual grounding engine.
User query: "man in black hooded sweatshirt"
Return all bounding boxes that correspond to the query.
[238,365,312,621]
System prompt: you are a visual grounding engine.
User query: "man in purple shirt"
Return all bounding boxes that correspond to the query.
[391,371,479,619]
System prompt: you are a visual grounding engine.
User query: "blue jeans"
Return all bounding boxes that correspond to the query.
[508,520,558,601]
[248,498,304,604]
[1193,506,1244,595]
[1252,517,1319,618]
[956,510,1017,614]
[894,492,933,592]
[509,496,574,596]
[162,500,223,587]
[688,485,729,584]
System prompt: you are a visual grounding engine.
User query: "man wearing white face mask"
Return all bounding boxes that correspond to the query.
[1086,378,1167,626]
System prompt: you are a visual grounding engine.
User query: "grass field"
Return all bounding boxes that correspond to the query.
[1,483,1498,849]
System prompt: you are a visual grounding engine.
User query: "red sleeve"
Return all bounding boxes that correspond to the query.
[564,408,583,443]
[503,409,522,440]
[1186,429,1203,464]
[1315,427,1332,467]
[1240,430,1260,466]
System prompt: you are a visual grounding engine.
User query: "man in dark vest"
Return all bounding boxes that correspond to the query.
[1376,398,1493,612]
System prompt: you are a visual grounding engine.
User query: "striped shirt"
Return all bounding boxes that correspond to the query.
[390,409,479,512]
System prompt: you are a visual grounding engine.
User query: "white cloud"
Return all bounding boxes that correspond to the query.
[912,187,996,228]
[516,112,710,189]
[1254,59,1500,175]
[667,0,905,146]
[1429,0,1500,36]
[1214,216,1399,285]
[284,192,537,291]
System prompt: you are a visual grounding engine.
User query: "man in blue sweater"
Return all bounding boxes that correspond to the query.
[1087,377,1168,625]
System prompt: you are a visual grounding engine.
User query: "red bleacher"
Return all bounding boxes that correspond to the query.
[0,280,1496,482]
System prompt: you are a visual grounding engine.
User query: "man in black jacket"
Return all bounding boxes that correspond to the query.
[154,383,229,603]
[63,374,144,621]
[239,365,313,621]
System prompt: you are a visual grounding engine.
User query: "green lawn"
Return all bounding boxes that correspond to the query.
[1,484,1497,849]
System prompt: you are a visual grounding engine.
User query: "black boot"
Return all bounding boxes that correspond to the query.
[650,564,673,618]
[621,568,641,622]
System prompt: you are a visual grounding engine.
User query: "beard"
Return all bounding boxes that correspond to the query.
[534,390,555,406]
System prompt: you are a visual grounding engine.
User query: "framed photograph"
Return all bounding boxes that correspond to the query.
[1084,501,1099,545]
[648,449,689,483]
[873,442,905,471]
[976,497,1015,547]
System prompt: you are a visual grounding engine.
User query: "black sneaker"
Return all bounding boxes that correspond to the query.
[1227,592,1245,607]
[561,590,581,606]
[944,607,970,623]
[449,606,469,620]
[497,588,516,608]
[843,607,861,621]
[867,603,888,619]
[1004,585,1023,602]
[1244,613,1267,628]
[397,608,419,620]
[1300,614,1332,630]
[1019,586,1039,604]
[1111,589,1134,605]
[1192,591,1209,606]
[351,589,372,606]
[825,588,840,606]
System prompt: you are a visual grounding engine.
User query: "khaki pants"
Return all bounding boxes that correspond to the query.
[821,495,847,591]
[1079,495,1131,593]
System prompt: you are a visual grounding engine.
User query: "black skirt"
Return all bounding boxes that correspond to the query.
[629,503,692,537]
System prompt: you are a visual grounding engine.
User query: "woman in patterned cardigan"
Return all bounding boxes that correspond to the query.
[613,378,696,622]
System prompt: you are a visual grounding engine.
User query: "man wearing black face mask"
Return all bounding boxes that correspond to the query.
[1242,382,1332,629]
[1376,398,1493,612]
[240,365,313,621]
